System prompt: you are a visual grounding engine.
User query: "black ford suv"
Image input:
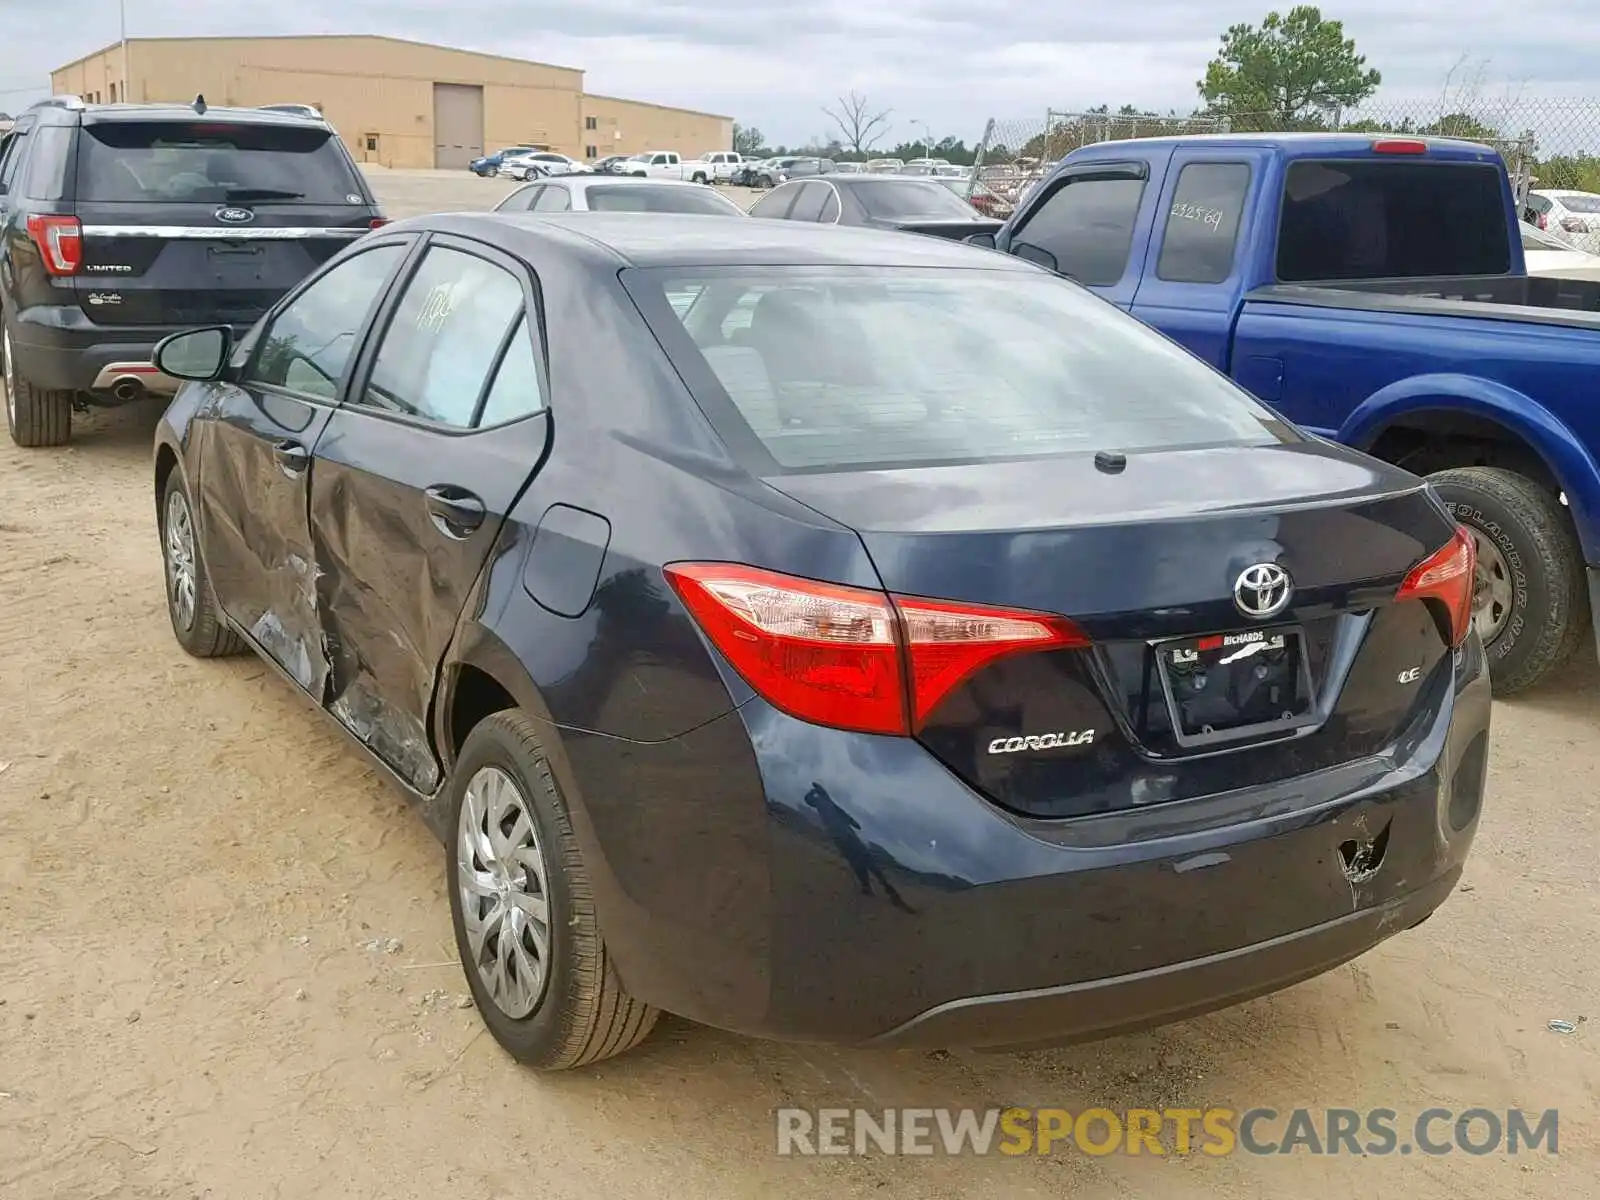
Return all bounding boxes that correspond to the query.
[0,95,386,446]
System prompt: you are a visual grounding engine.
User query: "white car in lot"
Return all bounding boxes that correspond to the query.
[1521,220,1600,280]
[1524,189,1600,254]
[492,175,748,215]
[501,151,589,181]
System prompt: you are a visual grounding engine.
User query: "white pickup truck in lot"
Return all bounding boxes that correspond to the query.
[689,151,744,183]
[620,150,731,183]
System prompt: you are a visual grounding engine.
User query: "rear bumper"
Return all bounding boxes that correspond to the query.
[561,634,1492,1047]
[9,305,235,397]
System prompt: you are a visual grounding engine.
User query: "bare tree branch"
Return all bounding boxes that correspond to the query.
[823,91,892,154]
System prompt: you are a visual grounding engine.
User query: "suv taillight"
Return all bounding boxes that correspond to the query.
[1395,528,1477,647]
[664,562,1088,735]
[25,215,83,276]
[369,217,391,229]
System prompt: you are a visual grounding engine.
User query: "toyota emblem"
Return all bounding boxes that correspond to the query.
[1233,562,1293,619]
[215,206,255,224]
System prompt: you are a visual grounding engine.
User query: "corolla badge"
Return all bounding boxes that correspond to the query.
[215,206,255,224]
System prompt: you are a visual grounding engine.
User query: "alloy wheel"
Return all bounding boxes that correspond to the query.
[164,489,198,632]
[456,765,553,1019]
[1466,525,1514,644]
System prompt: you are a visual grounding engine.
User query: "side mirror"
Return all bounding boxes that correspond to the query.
[153,326,232,382]
[964,231,998,249]
[1011,241,1059,273]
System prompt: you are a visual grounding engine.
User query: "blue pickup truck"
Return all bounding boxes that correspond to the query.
[972,132,1600,694]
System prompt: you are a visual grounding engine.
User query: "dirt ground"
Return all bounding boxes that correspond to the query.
[1,168,1597,1199]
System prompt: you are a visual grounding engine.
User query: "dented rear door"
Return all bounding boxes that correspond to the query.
[306,236,551,793]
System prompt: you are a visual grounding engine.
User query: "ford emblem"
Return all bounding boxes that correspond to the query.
[215,207,255,224]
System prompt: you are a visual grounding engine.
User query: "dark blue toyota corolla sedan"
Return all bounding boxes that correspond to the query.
[149,213,1490,1070]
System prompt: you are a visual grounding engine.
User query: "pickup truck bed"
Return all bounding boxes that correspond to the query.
[981,133,1600,693]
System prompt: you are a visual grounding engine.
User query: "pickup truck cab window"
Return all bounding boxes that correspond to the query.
[1012,170,1147,286]
[1156,162,1251,284]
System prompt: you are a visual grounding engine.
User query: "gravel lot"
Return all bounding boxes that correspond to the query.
[1,167,1596,1199]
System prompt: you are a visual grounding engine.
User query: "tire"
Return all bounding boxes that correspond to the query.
[159,470,244,658]
[3,323,72,448]
[691,171,708,184]
[447,710,660,1070]
[1428,465,1588,694]
[486,165,499,178]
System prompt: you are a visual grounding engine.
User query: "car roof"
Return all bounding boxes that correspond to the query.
[404,211,1038,271]
[1534,188,1600,199]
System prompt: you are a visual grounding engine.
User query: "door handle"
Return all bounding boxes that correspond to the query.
[424,485,485,537]
[272,440,309,476]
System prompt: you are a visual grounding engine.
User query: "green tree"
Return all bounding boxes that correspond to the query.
[732,123,766,156]
[1418,112,1501,140]
[1198,6,1381,131]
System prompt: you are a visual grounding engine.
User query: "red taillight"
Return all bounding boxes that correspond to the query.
[1371,138,1428,155]
[369,216,391,229]
[25,215,82,276]
[1536,213,1549,230]
[664,563,1088,735]
[1395,528,1476,647]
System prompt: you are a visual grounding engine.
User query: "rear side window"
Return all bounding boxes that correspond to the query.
[624,267,1285,473]
[749,184,800,219]
[76,120,366,205]
[1157,163,1250,284]
[532,186,571,213]
[0,132,29,193]
[1013,175,1146,286]
[787,183,830,222]
[357,246,526,428]
[20,126,72,200]
[1560,194,1600,214]
[1277,160,1511,281]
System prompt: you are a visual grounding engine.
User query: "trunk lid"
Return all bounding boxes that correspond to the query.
[72,116,377,328]
[765,442,1461,820]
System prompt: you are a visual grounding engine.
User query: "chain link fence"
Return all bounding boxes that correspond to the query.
[966,97,1600,214]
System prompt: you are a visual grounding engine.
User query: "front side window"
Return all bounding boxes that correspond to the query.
[0,132,30,192]
[1013,175,1147,286]
[356,246,525,428]
[248,244,407,399]
[624,266,1287,473]
[855,180,977,221]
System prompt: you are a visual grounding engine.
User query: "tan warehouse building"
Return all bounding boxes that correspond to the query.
[50,35,733,169]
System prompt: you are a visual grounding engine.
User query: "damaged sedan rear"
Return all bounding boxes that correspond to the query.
[150,214,1490,1070]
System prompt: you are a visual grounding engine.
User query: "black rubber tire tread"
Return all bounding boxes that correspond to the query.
[159,471,245,658]
[4,344,72,448]
[1428,465,1587,695]
[448,709,660,1070]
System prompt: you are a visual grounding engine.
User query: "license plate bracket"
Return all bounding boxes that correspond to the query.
[1154,625,1318,749]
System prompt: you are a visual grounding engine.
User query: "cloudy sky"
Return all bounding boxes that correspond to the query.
[3,1,1596,146]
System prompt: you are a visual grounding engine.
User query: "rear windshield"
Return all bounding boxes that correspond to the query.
[627,267,1286,473]
[77,120,366,204]
[855,180,977,220]
[585,185,743,215]
[1277,159,1510,281]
